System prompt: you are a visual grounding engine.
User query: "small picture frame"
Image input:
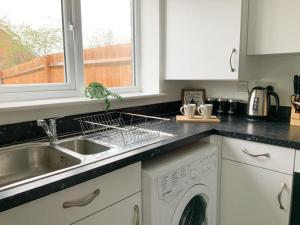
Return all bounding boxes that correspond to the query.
[182,89,206,107]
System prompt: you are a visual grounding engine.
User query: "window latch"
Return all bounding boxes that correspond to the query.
[69,23,76,42]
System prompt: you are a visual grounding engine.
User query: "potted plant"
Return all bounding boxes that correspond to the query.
[85,82,123,111]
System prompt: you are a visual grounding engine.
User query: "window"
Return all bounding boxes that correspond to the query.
[81,0,135,89]
[0,0,138,101]
[0,0,72,91]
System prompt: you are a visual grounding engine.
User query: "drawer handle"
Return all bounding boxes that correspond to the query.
[277,183,287,210]
[241,147,270,158]
[133,205,140,225]
[229,48,237,72]
[63,189,100,209]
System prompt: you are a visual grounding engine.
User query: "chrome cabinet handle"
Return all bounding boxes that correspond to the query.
[63,189,100,208]
[229,48,237,72]
[133,205,140,225]
[241,147,270,158]
[277,183,287,210]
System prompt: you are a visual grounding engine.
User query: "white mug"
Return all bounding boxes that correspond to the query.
[198,104,213,119]
[180,104,196,119]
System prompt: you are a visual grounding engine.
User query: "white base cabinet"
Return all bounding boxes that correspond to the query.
[220,159,292,225]
[0,163,142,225]
[220,138,295,225]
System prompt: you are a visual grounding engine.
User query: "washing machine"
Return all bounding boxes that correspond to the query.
[142,142,218,225]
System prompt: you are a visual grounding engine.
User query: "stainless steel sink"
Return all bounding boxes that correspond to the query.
[57,139,111,155]
[0,145,81,189]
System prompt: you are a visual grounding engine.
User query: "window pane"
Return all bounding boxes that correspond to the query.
[81,0,134,88]
[0,0,66,85]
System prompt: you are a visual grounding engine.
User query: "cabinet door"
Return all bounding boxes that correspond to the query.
[0,163,141,225]
[247,0,300,55]
[73,192,142,225]
[220,159,292,225]
[164,0,242,80]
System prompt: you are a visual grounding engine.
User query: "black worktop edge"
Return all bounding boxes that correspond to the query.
[0,130,213,212]
[216,130,298,149]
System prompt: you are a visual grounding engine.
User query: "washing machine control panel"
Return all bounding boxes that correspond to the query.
[158,150,217,200]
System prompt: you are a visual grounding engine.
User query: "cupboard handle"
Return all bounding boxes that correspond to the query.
[63,189,100,208]
[133,205,140,225]
[241,147,270,158]
[277,183,287,210]
[229,48,237,72]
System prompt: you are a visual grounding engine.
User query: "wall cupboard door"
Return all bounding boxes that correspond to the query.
[247,0,300,55]
[164,0,242,80]
[73,193,142,225]
[220,159,292,225]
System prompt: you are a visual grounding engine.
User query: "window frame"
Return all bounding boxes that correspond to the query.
[0,0,140,102]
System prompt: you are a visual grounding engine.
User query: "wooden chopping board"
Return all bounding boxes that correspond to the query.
[176,115,220,123]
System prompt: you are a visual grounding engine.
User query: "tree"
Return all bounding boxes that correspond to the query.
[0,19,35,70]
[86,28,131,49]
[87,29,114,48]
[0,18,63,70]
[13,24,63,57]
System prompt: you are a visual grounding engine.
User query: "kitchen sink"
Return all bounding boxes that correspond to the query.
[0,145,81,189]
[57,139,111,155]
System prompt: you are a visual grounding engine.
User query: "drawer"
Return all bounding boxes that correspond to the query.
[73,192,142,225]
[0,162,141,225]
[222,137,295,174]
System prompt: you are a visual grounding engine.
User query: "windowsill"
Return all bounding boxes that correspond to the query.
[0,92,167,113]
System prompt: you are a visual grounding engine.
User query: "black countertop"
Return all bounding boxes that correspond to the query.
[1,116,300,212]
[216,117,300,149]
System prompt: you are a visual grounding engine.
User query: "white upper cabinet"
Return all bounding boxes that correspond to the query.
[164,0,242,80]
[247,0,300,55]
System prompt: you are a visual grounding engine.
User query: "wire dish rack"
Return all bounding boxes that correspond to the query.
[75,112,173,148]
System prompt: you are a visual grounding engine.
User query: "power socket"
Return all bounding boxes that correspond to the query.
[255,81,277,89]
[237,81,248,92]
[248,80,277,91]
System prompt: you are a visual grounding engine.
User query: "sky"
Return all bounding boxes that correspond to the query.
[0,0,132,48]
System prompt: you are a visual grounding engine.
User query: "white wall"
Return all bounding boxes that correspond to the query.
[255,54,300,106]
[176,54,300,106]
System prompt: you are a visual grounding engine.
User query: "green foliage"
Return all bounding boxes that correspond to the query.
[14,24,63,56]
[85,82,123,111]
[0,19,63,70]
[0,19,35,69]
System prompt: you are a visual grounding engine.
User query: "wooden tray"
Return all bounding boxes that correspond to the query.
[176,115,220,123]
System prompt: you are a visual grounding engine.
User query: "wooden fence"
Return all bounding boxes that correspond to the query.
[0,44,133,88]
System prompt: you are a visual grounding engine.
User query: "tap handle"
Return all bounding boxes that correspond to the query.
[37,119,46,126]
[49,116,64,124]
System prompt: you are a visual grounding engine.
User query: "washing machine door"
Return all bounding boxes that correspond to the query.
[171,185,211,225]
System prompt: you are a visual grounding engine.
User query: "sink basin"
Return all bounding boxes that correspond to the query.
[58,139,111,155]
[0,145,81,189]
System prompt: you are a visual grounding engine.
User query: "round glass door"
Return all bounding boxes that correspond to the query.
[179,195,207,225]
[171,185,210,225]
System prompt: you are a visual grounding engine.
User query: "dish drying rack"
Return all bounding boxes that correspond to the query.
[75,112,172,148]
